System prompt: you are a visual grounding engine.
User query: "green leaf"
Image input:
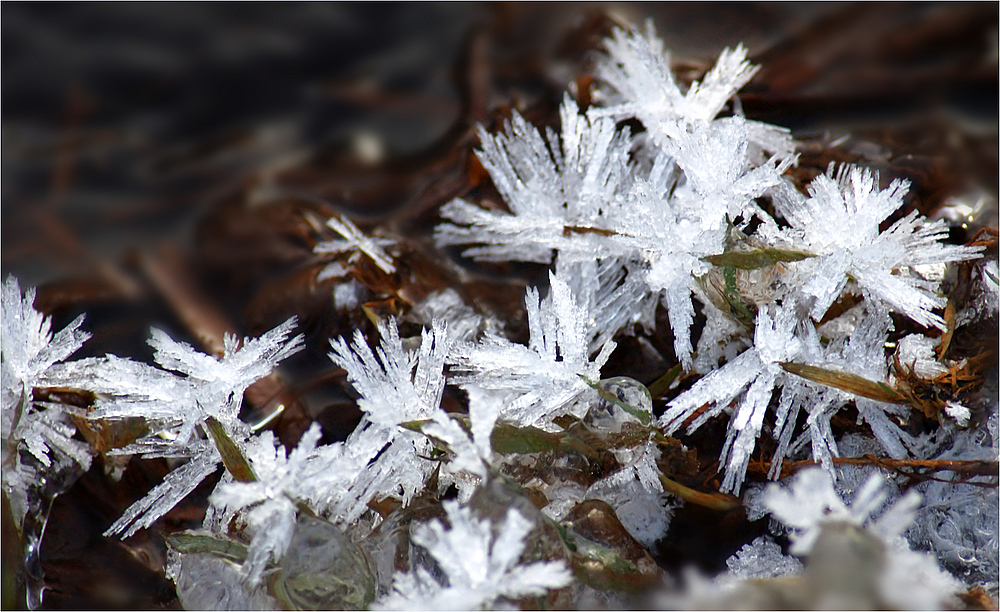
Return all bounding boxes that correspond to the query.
[705,248,815,270]
[490,421,567,454]
[722,266,757,328]
[402,416,591,458]
[204,416,257,482]
[166,532,251,564]
[647,363,683,399]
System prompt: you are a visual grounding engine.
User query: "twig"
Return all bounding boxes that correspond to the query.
[771,455,998,486]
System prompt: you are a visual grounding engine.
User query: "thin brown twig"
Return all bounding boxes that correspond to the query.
[771,455,998,486]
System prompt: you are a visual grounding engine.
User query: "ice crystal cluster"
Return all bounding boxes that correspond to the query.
[2,18,996,611]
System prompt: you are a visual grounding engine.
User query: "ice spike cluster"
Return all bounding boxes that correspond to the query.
[2,16,994,612]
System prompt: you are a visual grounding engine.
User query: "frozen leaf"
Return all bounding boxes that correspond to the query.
[270,514,376,610]
[778,362,904,405]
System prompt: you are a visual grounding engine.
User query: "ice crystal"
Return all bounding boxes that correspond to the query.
[895,333,948,379]
[108,440,223,538]
[764,467,963,609]
[376,500,572,610]
[90,317,304,449]
[655,116,794,232]
[436,96,633,265]
[1,276,91,410]
[97,318,305,538]
[1,276,93,527]
[907,414,999,591]
[207,424,323,586]
[726,535,803,579]
[592,21,793,157]
[584,457,674,549]
[774,164,982,327]
[447,271,615,429]
[660,300,820,492]
[167,547,277,611]
[315,213,396,277]
[406,288,502,344]
[769,305,918,480]
[7,15,996,610]
[434,25,800,370]
[422,386,498,500]
[325,318,452,523]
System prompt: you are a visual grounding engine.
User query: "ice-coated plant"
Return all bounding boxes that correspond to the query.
[315,212,397,278]
[660,299,819,492]
[770,165,981,327]
[437,19,983,494]
[2,14,995,612]
[206,424,327,586]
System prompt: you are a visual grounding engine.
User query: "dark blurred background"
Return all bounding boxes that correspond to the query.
[5,3,995,288]
[2,3,997,609]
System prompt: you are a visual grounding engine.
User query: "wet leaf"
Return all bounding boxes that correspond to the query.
[560,500,661,592]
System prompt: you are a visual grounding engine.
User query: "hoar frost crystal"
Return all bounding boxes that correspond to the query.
[3,17,995,611]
